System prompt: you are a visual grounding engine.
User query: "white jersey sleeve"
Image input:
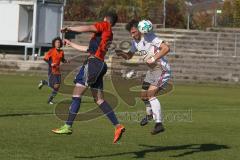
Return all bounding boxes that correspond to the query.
[151,35,163,48]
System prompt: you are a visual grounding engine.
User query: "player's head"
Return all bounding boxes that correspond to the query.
[52,37,63,49]
[126,19,141,41]
[104,11,118,27]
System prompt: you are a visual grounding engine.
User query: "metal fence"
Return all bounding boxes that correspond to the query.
[169,31,240,57]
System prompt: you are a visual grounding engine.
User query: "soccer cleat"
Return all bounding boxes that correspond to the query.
[140,115,153,126]
[48,101,54,105]
[38,80,44,89]
[151,123,165,135]
[52,124,72,135]
[113,124,125,143]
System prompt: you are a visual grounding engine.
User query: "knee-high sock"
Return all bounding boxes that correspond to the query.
[149,97,162,123]
[99,101,119,126]
[143,100,152,115]
[48,89,58,102]
[66,97,81,126]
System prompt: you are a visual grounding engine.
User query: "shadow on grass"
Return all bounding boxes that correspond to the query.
[0,112,53,117]
[0,101,93,118]
[75,143,230,159]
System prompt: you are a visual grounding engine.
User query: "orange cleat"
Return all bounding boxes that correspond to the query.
[113,124,125,144]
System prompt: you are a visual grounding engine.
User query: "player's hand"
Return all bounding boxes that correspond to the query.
[146,57,156,65]
[51,63,57,67]
[61,27,71,33]
[63,39,71,46]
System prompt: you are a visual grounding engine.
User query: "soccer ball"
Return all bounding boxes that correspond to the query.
[138,20,153,34]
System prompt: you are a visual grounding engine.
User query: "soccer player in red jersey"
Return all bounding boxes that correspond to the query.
[52,12,125,143]
[38,37,69,104]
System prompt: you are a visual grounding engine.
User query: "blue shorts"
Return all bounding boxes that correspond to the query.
[48,74,61,88]
[74,57,107,90]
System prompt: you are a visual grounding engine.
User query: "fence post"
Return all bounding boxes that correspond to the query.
[234,33,238,57]
[216,33,220,56]
[174,32,176,54]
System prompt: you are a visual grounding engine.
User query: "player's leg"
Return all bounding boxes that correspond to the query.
[91,88,120,126]
[147,85,164,135]
[66,84,87,126]
[91,88,125,143]
[146,69,171,135]
[52,65,88,134]
[38,79,48,89]
[90,61,125,143]
[47,75,61,104]
[52,84,87,134]
[38,73,52,89]
[140,81,153,126]
[47,84,59,104]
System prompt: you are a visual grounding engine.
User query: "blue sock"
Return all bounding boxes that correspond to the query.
[66,97,81,126]
[48,90,58,102]
[99,101,119,126]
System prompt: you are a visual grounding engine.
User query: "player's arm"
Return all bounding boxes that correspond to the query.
[61,53,70,64]
[62,25,97,33]
[116,41,136,60]
[64,39,88,52]
[115,50,134,60]
[153,42,170,60]
[147,37,170,64]
[43,51,52,64]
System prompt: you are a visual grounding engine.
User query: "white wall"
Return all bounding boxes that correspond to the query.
[18,5,33,42]
[0,4,19,42]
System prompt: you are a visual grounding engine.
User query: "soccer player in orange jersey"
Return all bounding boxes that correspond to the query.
[38,37,69,104]
[51,12,125,144]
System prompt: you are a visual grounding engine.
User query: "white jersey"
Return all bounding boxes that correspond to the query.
[130,32,171,72]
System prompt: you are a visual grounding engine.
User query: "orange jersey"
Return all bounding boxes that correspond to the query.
[88,21,113,61]
[44,48,65,75]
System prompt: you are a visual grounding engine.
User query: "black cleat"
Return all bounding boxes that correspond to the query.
[151,123,165,135]
[140,115,153,126]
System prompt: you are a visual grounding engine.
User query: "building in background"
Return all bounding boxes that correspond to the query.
[0,0,66,60]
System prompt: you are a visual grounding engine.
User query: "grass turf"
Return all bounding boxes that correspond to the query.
[0,74,239,160]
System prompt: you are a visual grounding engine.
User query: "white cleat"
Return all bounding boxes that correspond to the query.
[38,80,44,89]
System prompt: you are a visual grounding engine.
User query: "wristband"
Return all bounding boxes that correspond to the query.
[150,57,156,63]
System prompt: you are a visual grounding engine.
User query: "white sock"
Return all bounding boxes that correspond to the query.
[143,100,152,115]
[146,106,152,115]
[149,97,162,123]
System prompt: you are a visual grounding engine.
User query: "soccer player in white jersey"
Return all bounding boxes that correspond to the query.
[117,20,171,134]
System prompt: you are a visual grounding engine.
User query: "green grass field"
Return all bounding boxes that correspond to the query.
[0,74,240,160]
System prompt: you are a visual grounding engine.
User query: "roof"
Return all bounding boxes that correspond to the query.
[186,0,224,12]
[0,0,65,4]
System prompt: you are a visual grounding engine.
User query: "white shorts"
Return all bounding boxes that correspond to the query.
[144,69,171,88]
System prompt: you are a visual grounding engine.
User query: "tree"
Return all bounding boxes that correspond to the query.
[233,0,240,27]
[165,0,186,28]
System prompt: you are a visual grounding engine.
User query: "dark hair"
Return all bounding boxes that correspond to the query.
[52,37,63,48]
[104,12,118,27]
[125,19,139,32]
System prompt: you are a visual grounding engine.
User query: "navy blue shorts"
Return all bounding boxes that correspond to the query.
[74,57,107,90]
[48,74,61,88]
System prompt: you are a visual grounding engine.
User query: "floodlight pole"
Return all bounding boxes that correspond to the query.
[187,12,190,30]
[31,1,38,60]
[60,0,67,39]
[163,0,166,28]
[185,1,193,30]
